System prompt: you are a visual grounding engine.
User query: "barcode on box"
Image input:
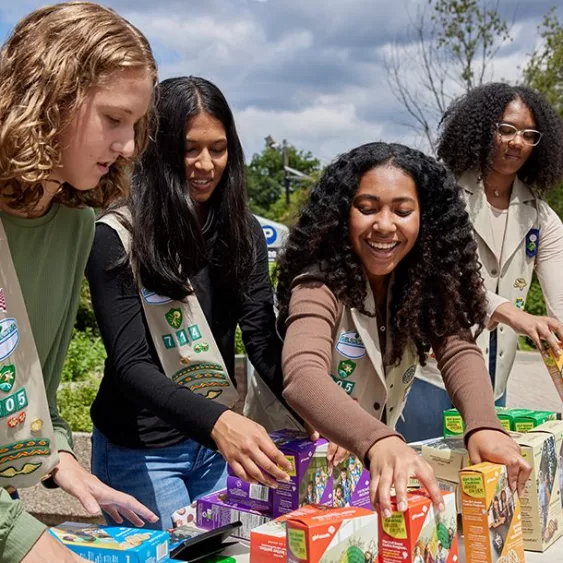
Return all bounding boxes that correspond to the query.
[438,481,455,492]
[157,540,169,561]
[249,483,269,501]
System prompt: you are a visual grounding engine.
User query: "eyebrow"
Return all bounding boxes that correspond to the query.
[185,137,228,144]
[355,194,417,204]
[100,104,133,116]
[499,120,537,129]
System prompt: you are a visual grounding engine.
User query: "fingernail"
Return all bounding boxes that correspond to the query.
[151,516,159,522]
[398,501,407,512]
[383,508,392,518]
[283,476,291,483]
[439,503,445,513]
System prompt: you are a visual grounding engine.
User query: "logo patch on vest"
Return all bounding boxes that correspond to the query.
[513,278,527,291]
[525,228,539,258]
[337,360,356,378]
[165,308,183,330]
[141,288,172,305]
[0,364,16,393]
[0,388,27,419]
[0,318,19,362]
[336,331,366,359]
[402,365,416,385]
[514,297,525,310]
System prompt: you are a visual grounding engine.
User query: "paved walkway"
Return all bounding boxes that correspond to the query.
[506,351,562,412]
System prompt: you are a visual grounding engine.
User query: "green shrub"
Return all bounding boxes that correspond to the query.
[521,275,547,350]
[61,328,106,382]
[57,376,101,432]
[75,277,100,335]
[235,325,246,355]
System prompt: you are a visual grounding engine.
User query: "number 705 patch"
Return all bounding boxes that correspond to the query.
[331,376,356,395]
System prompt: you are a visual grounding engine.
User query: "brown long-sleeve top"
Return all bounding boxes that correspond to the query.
[282,282,507,462]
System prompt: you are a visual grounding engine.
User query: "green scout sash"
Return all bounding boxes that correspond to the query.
[98,212,239,407]
[0,218,58,488]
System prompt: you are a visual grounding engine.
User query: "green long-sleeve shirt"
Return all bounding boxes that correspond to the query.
[0,204,94,562]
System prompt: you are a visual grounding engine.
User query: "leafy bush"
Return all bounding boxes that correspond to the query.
[61,328,106,382]
[235,325,246,355]
[57,376,101,432]
[75,277,100,335]
[520,275,547,350]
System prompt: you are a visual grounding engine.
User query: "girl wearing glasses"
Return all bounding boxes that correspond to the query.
[399,83,563,441]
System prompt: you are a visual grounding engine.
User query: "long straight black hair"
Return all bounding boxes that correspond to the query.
[126,76,254,300]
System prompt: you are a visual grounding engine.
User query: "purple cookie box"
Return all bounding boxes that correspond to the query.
[269,429,332,517]
[196,490,272,541]
[332,455,371,509]
[226,475,273,513]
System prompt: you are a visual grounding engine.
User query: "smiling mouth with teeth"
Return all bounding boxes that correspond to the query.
[367,240,399,251]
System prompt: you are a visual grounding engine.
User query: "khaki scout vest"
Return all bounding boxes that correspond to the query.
[417,171,545,398]
[98,212,239,407]
[0,218,59,489]
[245,273,418,431]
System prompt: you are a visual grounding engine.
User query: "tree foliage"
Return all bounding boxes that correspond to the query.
[523,8,563,118]
[246,140,320,220]
[385,0,512,151]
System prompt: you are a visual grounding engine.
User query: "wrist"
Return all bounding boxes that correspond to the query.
[492,302,521,326]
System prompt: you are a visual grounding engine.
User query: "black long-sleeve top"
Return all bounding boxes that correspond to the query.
[86,216,283,450]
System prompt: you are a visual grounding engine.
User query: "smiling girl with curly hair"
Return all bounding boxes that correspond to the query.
[401,83,563,442]
[276,142,530,519]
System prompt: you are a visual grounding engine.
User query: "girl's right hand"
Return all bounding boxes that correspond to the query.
[366,436,444,517]
[211,410,292,487]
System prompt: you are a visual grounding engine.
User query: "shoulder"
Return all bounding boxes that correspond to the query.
[55,205,95,250]
[289,280,341,320]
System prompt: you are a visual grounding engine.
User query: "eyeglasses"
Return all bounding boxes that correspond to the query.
[495,122,543,146]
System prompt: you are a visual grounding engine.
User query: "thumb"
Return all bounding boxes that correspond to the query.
[304,421,320,441]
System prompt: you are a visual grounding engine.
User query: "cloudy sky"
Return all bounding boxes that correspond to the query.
[0,0,560,163]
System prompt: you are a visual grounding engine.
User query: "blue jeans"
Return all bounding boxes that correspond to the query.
[91,428,227,530]
[396,379,507,443]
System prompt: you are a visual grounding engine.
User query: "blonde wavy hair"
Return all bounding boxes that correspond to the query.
[0,2,158,210]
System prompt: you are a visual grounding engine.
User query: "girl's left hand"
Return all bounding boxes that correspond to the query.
[466,430,531,496]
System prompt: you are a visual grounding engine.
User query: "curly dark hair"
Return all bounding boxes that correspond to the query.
[437,83,563,193]
[276,142,488,366]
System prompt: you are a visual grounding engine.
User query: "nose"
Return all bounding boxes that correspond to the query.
[508,131,524,148]
[194,149,214,172]
[373,209,396,234]
[111,128,135,159]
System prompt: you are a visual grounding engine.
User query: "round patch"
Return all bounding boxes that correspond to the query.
[402,365,416,385]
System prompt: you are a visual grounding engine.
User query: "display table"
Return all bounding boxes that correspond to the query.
[221,536,563,562]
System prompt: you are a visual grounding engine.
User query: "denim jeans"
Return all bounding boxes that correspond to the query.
[91,428,227,530]
[396,380,507,443]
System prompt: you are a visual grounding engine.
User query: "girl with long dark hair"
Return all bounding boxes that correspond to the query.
[87,76,291,530]
[276,142,530,517]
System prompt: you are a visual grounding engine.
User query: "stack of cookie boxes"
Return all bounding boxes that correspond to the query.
[196,429,371,541]
[250,490,457,563]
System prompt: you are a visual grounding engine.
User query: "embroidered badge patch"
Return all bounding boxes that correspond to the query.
[0,462,42,478]
[515,297,525,310]
[141,287,172,305]
[162,334,176,349]
[7,411,25,429]
[331,376,356,395]
[175,329,189,347]
[337,360,356,379]
[0,318,19,362]
[193,342,210,353]
[336,331,366,359]
[0,438,50,467]
[172,362,227,387]
[0,364,16,394]
[402,365,416,385]
[526,228,540,258]
[513,278,527,291]
[165,308,183,330]
[188,324,202,341]
[0,388,28,419]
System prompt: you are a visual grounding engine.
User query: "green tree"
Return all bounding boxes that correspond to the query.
[523,8,563,117]
[246,140,320,218]
[385,0,512,151]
